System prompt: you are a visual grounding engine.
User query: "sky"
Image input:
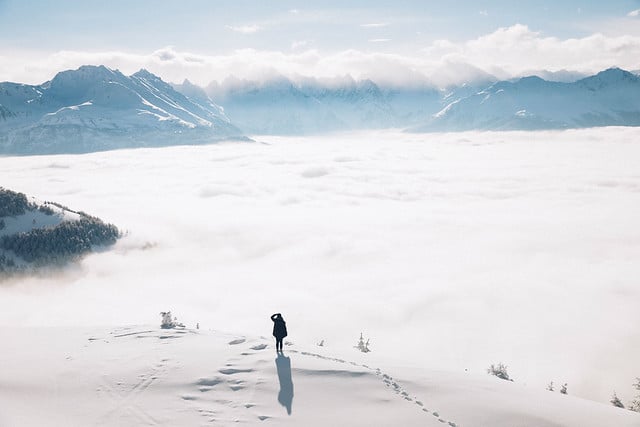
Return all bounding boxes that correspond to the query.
[1,1,640,87]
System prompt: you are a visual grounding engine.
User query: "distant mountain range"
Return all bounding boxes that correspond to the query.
[1,66,640,154]
[0,66,243,154]
[205,76,431,134]
[418,68,640,131]
[205,68,640,134]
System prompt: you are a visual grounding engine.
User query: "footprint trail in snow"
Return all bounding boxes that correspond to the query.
[290,348,459,427]
[184,333,459,427]
[89,327,459,426]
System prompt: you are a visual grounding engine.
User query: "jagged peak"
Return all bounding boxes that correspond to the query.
[173,79,210,101]
[181,78,196,87]
[594,67,634,78]
[517,75,547,83]
[132,68,162,81]
[49,65,124,88]
[77,64,115,73]
[578,67,638,87]
[65,65,119,78]
[357,78,379,90]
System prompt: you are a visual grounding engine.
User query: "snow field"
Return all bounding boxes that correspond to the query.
[1,326,637,426]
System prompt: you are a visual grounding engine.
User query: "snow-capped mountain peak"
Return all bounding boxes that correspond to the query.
[577,67,639,90]
[417,67,640,131]
[0,66,243,154]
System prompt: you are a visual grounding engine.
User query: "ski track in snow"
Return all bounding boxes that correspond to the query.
[97,364,166,426]
[94,327,186,425]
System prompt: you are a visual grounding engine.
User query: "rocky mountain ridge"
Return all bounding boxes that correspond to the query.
[0,65,243,154]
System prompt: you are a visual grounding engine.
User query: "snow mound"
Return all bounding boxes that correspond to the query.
[0,326,637,427]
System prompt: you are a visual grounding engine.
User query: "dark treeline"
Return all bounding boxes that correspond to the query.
[1,187,57,218]
[1,217,119,265]
[0,188,32,217]
[0,253,18,274]
[1,187,120,275]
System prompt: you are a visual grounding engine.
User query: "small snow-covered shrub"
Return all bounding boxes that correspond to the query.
[546,381,554,392]
[160,311,175,328]
[611,392,625,408]
[356,333,371,353]
[560,383,568,395]
[487,363,512,381]
[630,378,640,412]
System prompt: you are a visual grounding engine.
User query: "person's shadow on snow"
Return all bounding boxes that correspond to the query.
[275,353,294,415]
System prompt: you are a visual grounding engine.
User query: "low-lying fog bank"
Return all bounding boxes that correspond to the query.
[1,128,639,405]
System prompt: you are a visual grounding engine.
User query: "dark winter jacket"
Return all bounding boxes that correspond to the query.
[271,313,288,339]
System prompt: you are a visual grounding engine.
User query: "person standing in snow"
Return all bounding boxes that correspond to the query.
[271,313,287,352]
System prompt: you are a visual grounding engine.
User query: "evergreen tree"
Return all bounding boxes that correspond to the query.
[0,188,31,216]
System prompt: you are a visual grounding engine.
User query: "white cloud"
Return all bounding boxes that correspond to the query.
[2,129,640,403]
[479,10,488,16]
[360,23,389,28]
[225,24,262,34]
[291,40,310,50]
[456,24,640,77]
[627,9,640,17]
[2,24,640,87]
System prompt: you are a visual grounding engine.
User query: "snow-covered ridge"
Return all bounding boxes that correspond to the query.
[0,65,244,155]
[419,68,640,131]
[195,67,640,134]
[3,65,640,150]
[1,325,637,427]
[0,200,78,238]
[0,187,119,274]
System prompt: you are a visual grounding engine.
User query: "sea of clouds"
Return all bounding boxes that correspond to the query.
[1,128,639,403]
